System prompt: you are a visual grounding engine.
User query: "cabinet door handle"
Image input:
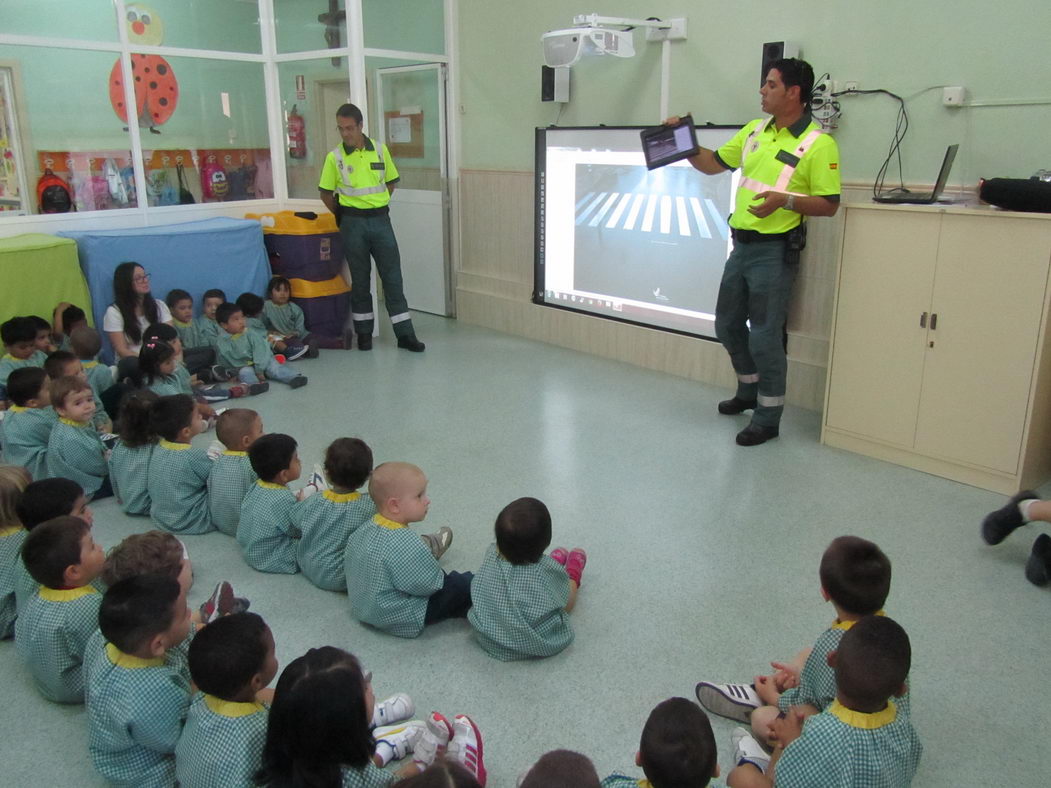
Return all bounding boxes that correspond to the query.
[920,312,927,328]
[930,313,938,330]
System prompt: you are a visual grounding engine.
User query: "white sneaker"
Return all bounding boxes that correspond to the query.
[731,727,771,773]
[695,681,761,723]
[372,720,424,766]
[421,527,454,559]
[206,440,225,461]
[412,712,452,770]
[447,714,487,786]
[372,692,415,728]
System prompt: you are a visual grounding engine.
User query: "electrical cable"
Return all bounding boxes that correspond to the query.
[552,102,566,126]
[832,88,908,197]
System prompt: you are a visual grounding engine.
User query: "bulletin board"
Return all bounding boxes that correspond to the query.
[384,111,424,159]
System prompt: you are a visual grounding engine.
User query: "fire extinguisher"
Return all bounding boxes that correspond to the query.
[288,105,306,159]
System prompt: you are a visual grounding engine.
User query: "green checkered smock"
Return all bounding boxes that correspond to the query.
[602,776,724,788]
[47,417,108,497]
[1,405,56,480]
[345,514,444,638]
[216,330,273,372]
[0,525,27,639]
[173,319,202,349]
[146,378,182,397]
[0,350,47,388]
[238,481,301,573]
[341,764,395,787]
[86,641,191,788]
[13,554,37,614]
[468,543,572,661]
[148,439,214,534]
[82,360,114,400]
[246,315,269,338]
[15,584,101,703]
[194,316,220,347]
[775,699,921,787]
[108,440,154,515]
[175,694,269,788]
[208,451,257,536]
[297,489,376,591]
[263,301,306,337]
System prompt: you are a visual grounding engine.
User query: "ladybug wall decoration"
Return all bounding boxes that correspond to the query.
[109,4,178,133]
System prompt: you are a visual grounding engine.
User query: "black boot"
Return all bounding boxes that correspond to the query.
[397,334,426,352]
[718,396,757,415]
[356,333,373,351]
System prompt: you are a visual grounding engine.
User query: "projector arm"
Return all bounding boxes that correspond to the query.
[571,14,671,31]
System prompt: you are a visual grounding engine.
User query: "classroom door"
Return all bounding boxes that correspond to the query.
[375,63,450,317]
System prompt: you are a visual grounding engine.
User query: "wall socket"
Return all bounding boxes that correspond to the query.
[943,86,966,107]
[645,18,688,41]
[833,80,858,94]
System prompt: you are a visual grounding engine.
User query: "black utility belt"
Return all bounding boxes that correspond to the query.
[730,227,791,244]
[339,204,390,217]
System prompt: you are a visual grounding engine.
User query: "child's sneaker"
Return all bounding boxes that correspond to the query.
[695,682,761,723]
[731,727,770,773]
[248,381,269,396]
[199,581,235,624]
[550,547,569,566]
[982,490,1038,545]
[447,714,486,787]
[227,384,247,398]
[372,720,424,766]
[285,344,309,362]
[412,712,452,770]
[197,385,231,402]
[1025,533,1051,586]
[305,342,320,359]
[372,692,415,728]
[565,547,587,585]
[206,440,225,460]
[289,375,308,389]
[421,527,453,559]
[209,365,236,382]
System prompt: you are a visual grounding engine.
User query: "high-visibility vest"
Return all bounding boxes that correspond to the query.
[737,120,826,198]
[330,143,391,208]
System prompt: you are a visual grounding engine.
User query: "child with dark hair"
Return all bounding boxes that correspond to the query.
[208,408,263,536]
[697,536,894,744]
[13,477,91,613]
[264,275,339,351]
[142,321,240,404]
[346,462,472,638]
[726,616,921,788]
[603,698,722,788]
[238,291,311,360]
[47,376,112,500]
[15,515,105,703]
[215,303,306,389]
[0,464,31,639]
[166,288,202,349]
[107,389,158,515]
[136,338,182,395]
[1,367,56,480]
[467,497,585,661]
[238,433,303,573]
[296,437,378,590]
[195,288,227,348]
[69,325,115,402]
[521,750,599,788]
[28,314,56,354]
[147,394,214,534]
[52,302,88,351]
[86,573,193,786]
[44,350,111,433]
[0,316,47,402]
[174,612,277,786]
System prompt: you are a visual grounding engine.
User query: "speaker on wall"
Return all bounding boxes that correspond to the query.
[541,65,570,103]
[761,41,800,85]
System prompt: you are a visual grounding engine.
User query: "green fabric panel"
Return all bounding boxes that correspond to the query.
[0,234,93,325]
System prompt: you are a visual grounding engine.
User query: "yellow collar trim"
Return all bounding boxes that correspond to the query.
[832,610,885,631]
[82,360,99,369]
[204,694,267,717]
[0,524,26,538]
[229,332,244,339]
[374,513,407,530]
[59,417,90,428]
[257,480,286,490]
[9,405,29,412]
[3,353,30,362]
[106,642,164,668]
[829,699,897,729]
[324,489,361,503]
[173,319,191,327]
[159,438,191,451]
[39,585,99,602]
[222,450,248,457]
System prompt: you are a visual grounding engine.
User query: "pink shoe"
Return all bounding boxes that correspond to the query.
[550,547,569,566]
[565,548,587,586]
[412,712,452,770]
[447,714,486,786]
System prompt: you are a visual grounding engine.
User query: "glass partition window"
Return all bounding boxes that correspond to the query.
[2,0,120,43]
[122,0,262,54]
[274,0,348,55]
[363,0,444,55]
[278,59,350,199]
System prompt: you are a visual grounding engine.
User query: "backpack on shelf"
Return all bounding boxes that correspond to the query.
[37,168,74,213]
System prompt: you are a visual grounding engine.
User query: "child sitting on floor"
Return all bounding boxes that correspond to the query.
[296,437,377,591]
[175,612,277,787]
[28,315,56,354]
[208,408,262,536]
[265,275,343,350]
[346,462,471,638]
[195,289,226,348]
[47,376,112,500]
[215,302,306,389]
[521,750,600,788]
[726,615,921,788]
[44,350,111,433]
[52,303,89,352]
[468,497,586,661]
[237,291,311,360]
[107,390,158,515]
[147,394,214,534]
[166,288,204,352]
[0,464,31,639]
[15,515,105,703]
[1,367,56,480]
[0,316,48,404]
[86,574,193,787]
[238,433,303,573]
[69,326,115,404]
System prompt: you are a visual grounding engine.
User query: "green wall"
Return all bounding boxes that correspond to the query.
[457,0,1051,186]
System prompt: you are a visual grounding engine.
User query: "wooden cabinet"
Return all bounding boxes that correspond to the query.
[822,204,1051,493]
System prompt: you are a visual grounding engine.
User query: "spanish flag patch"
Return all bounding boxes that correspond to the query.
[829,163,838,169]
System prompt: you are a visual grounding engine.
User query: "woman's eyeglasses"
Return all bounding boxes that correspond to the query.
[133,273,152,283]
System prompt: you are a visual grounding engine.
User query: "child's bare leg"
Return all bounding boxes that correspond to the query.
[1026,500,1051,522]
[727,763,773,788]
[564,580,579,613]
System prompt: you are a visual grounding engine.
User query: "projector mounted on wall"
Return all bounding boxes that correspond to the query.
[542,13,684,68]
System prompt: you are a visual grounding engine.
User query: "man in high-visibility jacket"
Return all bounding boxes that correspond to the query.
[671,58,840,445]
[319,103,425,352]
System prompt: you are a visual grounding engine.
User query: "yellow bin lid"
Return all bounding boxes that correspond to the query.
[244,210,339,235]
